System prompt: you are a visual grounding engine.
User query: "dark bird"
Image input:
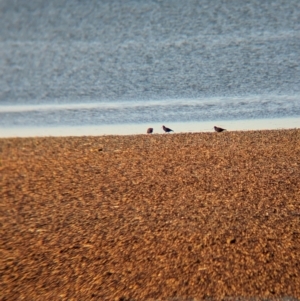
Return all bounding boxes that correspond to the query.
[147,128,153,134]
[162,125,174,133]
[214,126,226,132]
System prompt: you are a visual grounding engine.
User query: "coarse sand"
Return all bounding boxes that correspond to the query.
[1,129,300,301]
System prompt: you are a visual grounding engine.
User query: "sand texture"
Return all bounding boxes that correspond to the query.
[1,129,300,301]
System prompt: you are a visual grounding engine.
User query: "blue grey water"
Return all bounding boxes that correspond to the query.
[0,0,300,131]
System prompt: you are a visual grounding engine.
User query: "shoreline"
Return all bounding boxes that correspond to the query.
[0,116,299,138]
[1,129,300,300]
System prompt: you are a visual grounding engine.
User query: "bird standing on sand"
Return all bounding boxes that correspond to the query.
[147,128,153,134]
[162,125,174,133]
[214,126,226,132]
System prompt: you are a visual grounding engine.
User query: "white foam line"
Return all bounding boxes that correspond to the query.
[1,94,299,113]
[1,29,299,47]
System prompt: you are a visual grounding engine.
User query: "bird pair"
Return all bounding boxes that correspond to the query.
[147,125,174,134]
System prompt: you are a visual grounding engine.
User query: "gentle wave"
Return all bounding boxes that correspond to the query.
[1,94,299,113]
[1,94,300,127]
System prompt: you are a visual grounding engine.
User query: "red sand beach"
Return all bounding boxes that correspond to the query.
[1,129,300,300]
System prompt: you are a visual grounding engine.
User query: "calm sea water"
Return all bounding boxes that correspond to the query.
[0,0,300,136]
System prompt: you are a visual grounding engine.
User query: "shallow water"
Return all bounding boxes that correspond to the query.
[0,0,300,136]
[1,117,299,138]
